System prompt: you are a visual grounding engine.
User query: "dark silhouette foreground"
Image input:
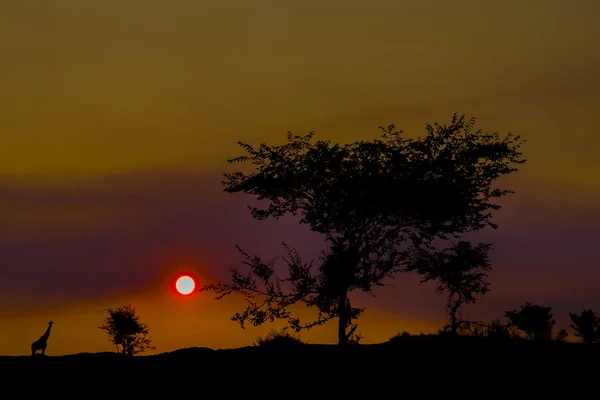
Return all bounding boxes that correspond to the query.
[4,334,600,368]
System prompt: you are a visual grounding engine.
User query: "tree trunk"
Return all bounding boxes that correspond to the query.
[330,244,357,347]
[450,310,458,335]
[449,303,460,336]
[448,294,461,336]
[337,291,349,346]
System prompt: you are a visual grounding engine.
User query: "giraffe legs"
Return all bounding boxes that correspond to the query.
[31,342,40,355]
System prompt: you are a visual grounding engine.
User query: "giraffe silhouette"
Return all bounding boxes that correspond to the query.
[31,320,53,356]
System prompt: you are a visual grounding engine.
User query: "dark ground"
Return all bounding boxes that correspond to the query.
[2,335,599,368]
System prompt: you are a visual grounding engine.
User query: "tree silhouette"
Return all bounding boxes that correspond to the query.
[568,309,600,344]
[99,304,156,356]
[505,302,555,341]
[408,241,492,335]
[203,113,525,345]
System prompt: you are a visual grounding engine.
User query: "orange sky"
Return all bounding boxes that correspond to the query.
[1,0,599,355]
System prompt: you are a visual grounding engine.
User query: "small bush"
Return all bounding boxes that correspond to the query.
[255,329,304,347]
[468,324,486,338]
[485,319,518,340]
[555,328,569,342]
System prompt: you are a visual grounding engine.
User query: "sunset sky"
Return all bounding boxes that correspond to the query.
[1,0,599,355]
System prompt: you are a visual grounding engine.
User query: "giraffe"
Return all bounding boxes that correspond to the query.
[31,320,53,355]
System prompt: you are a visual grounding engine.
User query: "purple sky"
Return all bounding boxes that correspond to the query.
[2,168,598,331]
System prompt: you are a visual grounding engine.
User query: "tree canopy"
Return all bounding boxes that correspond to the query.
[204,113,526,345]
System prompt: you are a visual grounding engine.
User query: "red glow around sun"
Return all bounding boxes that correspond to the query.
[172,274,197,296]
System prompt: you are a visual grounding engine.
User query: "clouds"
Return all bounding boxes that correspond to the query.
[1,0,599,183]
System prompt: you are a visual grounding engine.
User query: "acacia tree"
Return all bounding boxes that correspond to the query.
[569,309,600,344]
[408,241,492,335]
[202,113,525,346]
[99,304,156,356]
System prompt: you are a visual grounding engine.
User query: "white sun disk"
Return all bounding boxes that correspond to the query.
[176,276,195,295]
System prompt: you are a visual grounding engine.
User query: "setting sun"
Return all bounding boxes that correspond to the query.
[175,275,196,295]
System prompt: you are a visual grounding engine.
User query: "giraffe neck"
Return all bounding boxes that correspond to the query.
[41,325,52,340]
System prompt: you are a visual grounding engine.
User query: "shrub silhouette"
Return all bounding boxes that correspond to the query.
[505,302,555,341]
[485,319,517,340]
[255,329,304,347]
[99,304,156,356]
[568,309,600,344]
[463,323,486,338]
[203,113,526,346]
[387,331,412,343]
